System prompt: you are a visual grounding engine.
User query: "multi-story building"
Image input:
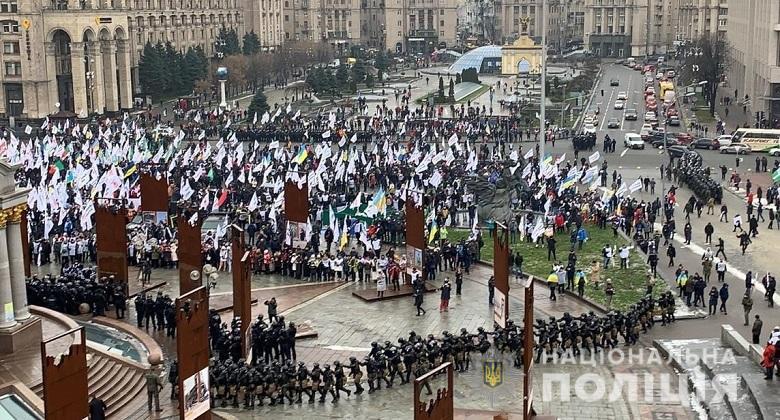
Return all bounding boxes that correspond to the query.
[247,0,284,50]
[583,0,689,58]
[726,0,780,125]
[675,0,725,43]
[283,0,459,54]
[360,0,386,50]
[0,0,244,120]
[459,0,584,52]
[383,0,459,54]
[282,0,362,54]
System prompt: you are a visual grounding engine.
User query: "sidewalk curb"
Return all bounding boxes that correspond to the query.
[573,67,604,130]
[474,260,702,319]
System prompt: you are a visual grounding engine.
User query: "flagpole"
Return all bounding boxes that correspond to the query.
[539,0,547,161]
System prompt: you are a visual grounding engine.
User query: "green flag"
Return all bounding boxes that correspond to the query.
[208,167,215,181]
[773,168,780,183]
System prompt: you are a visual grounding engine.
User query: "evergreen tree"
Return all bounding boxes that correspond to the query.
[247,90,270,120]
[217,27,241,56]
[164,42,185,95]
[181,47,204,94]
[242,31,261,56]
[448,78,455,100]
[335,63,349,89]
[306,67,324,93]
[455,72,462,84]
[374,51,388,81]
[437,76,445,99]
[193,46,209,79]
[350,62,366,86]
[138,42,165,96]
[153,42,169,93]
[365,72,375,88]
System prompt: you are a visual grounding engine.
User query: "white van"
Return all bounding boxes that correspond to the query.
[624,133,645,149]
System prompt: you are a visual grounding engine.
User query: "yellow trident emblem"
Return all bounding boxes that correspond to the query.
[482,359,503,388]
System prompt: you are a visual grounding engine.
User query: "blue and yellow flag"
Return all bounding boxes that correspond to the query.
[123,164,137,179]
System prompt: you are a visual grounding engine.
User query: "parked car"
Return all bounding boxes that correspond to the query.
[640,123,654,140]
[689,138,719,150]
[720,143,752,154]
[667,145,698,159]
[675,132,694,144]
[624,133,645,149]
[651,137,681,148]
[610,79,620,86]
[617,91,628,100]
[769,147,780,156]
[716,134,733,147]
[667,115,681,126]
[625,108,638,120]
[614,100,625,110]
[607,117,620,128]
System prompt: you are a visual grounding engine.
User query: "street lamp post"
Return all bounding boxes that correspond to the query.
[539,0,548,159]
[216,66,229,109]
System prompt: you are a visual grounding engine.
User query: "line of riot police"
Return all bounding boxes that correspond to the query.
[194,293,675,408]
[674,151,723,204]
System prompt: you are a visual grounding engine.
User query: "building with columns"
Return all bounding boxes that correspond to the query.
[583,0,679,58]
[245,0,284,50]
[0,160,36,354]
[282,0,363,54]
[382,0,460,54]
[283,0,459,55]
[0,0,244,120]
[726,0,780,126]
[675,0,726,43]
[458,0,584,53]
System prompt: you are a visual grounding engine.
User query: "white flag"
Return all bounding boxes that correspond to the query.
[588,151,601,164]
[199,193,210,210]
[523,148,534,160]
[247,192,258,212]
[629,179,643,193]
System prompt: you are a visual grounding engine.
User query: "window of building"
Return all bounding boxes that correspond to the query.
[440,31,443,36]
[440,9,443,15]
[4,61,21,76]
[1,20,18,33]
[439,20,443,26]
[284,14,289,21]
[0,1,17,13]
[3,41,19,54]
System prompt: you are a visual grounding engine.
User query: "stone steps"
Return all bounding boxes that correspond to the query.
[654,337,764,420]
[31,351,146,419]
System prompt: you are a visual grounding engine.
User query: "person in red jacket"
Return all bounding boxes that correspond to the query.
[762,342,776,380]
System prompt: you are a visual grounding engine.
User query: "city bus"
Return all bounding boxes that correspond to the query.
[730,128,780,152]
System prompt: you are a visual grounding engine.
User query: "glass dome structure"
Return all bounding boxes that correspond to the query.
[448,45,503,74]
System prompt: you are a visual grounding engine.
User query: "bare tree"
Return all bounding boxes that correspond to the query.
[681,34,731,117]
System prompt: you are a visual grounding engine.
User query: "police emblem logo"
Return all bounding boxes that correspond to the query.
[482,359,503,388]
